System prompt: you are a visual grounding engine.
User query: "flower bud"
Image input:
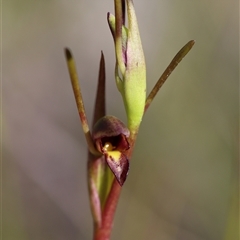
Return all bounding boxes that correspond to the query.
[108,0,146,133]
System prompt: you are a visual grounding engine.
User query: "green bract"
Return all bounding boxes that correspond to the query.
[108,0,146,133]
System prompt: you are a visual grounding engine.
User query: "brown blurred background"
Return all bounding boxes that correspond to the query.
[2,0,239,239]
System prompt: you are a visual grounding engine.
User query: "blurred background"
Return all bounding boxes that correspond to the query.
[2,0,239,239]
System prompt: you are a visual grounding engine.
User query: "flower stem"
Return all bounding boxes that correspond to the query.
[94,181,121,240]
[93,133,137,240]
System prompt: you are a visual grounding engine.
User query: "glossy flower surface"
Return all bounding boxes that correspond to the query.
[92,115,130,185]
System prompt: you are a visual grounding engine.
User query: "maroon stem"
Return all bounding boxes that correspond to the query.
[94,181,121,240]
[93,134,137,240]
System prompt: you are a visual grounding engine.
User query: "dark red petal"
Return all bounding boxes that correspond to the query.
[92,115,130,140]
[104,151,129,186]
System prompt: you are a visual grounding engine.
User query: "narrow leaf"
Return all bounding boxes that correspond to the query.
[145,40,195,112]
